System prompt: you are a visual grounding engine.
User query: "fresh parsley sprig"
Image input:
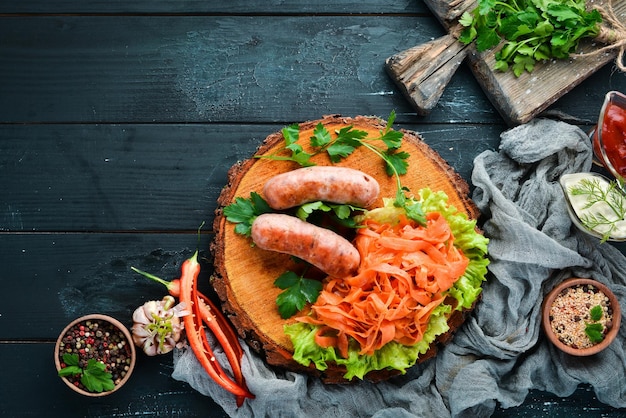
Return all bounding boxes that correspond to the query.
[223,191,273,237]
[262,111,407,175]
[458,0,603,76]
[296,201,363,228]
[568,177,626,242]
[585,304,605,343]
[274,270,323,319]
[58,353,115,393]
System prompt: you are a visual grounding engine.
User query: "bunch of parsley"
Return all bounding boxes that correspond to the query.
[459,0,602,76]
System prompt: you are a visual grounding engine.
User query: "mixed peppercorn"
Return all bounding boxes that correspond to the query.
[58,318,132,392]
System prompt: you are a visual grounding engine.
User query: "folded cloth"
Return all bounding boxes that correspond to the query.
[172,118,626,417]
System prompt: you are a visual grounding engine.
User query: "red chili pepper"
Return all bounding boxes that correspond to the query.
[178,251,253,400]
[194,293,249,406]
[132,252,253,402]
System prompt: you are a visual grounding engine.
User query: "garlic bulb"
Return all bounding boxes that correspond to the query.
[131,295,185,356]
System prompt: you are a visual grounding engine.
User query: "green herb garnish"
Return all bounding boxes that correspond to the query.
[590,304,603,321]
[585,322,605,343]
[458,0,603,76]
[263,111,407,175]
[568,177,626,243]
[296,201,362,229]
[223,191,273,237]
[274,271,324,319]
[58,353,115,393]
[585,305,605,343]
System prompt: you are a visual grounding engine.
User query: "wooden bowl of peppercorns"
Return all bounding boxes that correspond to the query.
[54,314,136,396]
[542,278,621,356]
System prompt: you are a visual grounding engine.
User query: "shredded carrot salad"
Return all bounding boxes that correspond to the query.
[296,211,469,357]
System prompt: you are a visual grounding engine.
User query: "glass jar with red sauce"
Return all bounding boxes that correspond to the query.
[591,91,626,184]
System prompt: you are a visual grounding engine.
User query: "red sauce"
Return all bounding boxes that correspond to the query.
[594,95,626,178]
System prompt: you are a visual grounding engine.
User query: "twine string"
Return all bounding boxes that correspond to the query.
[580,0,626,71]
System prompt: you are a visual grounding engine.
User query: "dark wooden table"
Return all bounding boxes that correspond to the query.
[1,1,625,417]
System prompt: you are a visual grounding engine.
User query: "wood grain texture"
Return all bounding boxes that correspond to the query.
[0,0,422,14]
[0,343,227,418]
[1,16,624,125]
[0,232,216,339]
[211,115,480,382]
[0,15,493,124]
[0,342,620,417]
[385,34,469,115]
[0,123,504,232]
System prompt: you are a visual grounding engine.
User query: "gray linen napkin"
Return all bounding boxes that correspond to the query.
[172,118,626,417]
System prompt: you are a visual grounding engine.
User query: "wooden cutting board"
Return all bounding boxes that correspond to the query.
[211,115,479,382]
[386,0,625,125]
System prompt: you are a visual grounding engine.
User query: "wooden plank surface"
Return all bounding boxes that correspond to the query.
[0,345,614,418]
[1,16,622,125]
[0,0,422,14]
[0,233,216,339]
[0,343,227,418]
[1,1,626,416]
[0,123,504,232]
[0,15,464,124]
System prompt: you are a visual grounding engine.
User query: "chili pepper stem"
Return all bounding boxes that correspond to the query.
[131,266,171,288]
[131,266,181,296]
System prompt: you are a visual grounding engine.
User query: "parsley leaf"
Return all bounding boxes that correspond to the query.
[57,353,83,377]
[264,123,316,166]
[282,123,300,145]
[81,359,116,393]
[310,122,333,148]
[334,125,369,146]
[296,201,362,228]
[327,142,358,162]
[274,271,323,319]
[384,149,410,176]
[585,322,605,343]
[584,305,605,343]
[58,353,115,393]
[223,192,273,237]
[403,199,427,226]
[590,305,603,321]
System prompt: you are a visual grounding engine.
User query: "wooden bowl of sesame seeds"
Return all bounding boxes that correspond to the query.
[542,278,621,356]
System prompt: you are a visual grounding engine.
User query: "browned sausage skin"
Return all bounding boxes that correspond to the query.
[251,213,360,278]
[262,166,380,210]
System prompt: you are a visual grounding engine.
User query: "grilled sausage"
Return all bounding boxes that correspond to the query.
[251,213,360,278]
[262,166,380,210]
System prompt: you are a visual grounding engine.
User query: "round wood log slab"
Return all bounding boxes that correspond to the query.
[211,115,480,384]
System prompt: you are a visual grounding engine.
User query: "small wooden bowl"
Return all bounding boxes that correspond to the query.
[55,314,136,396]
[542,278,621,356]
